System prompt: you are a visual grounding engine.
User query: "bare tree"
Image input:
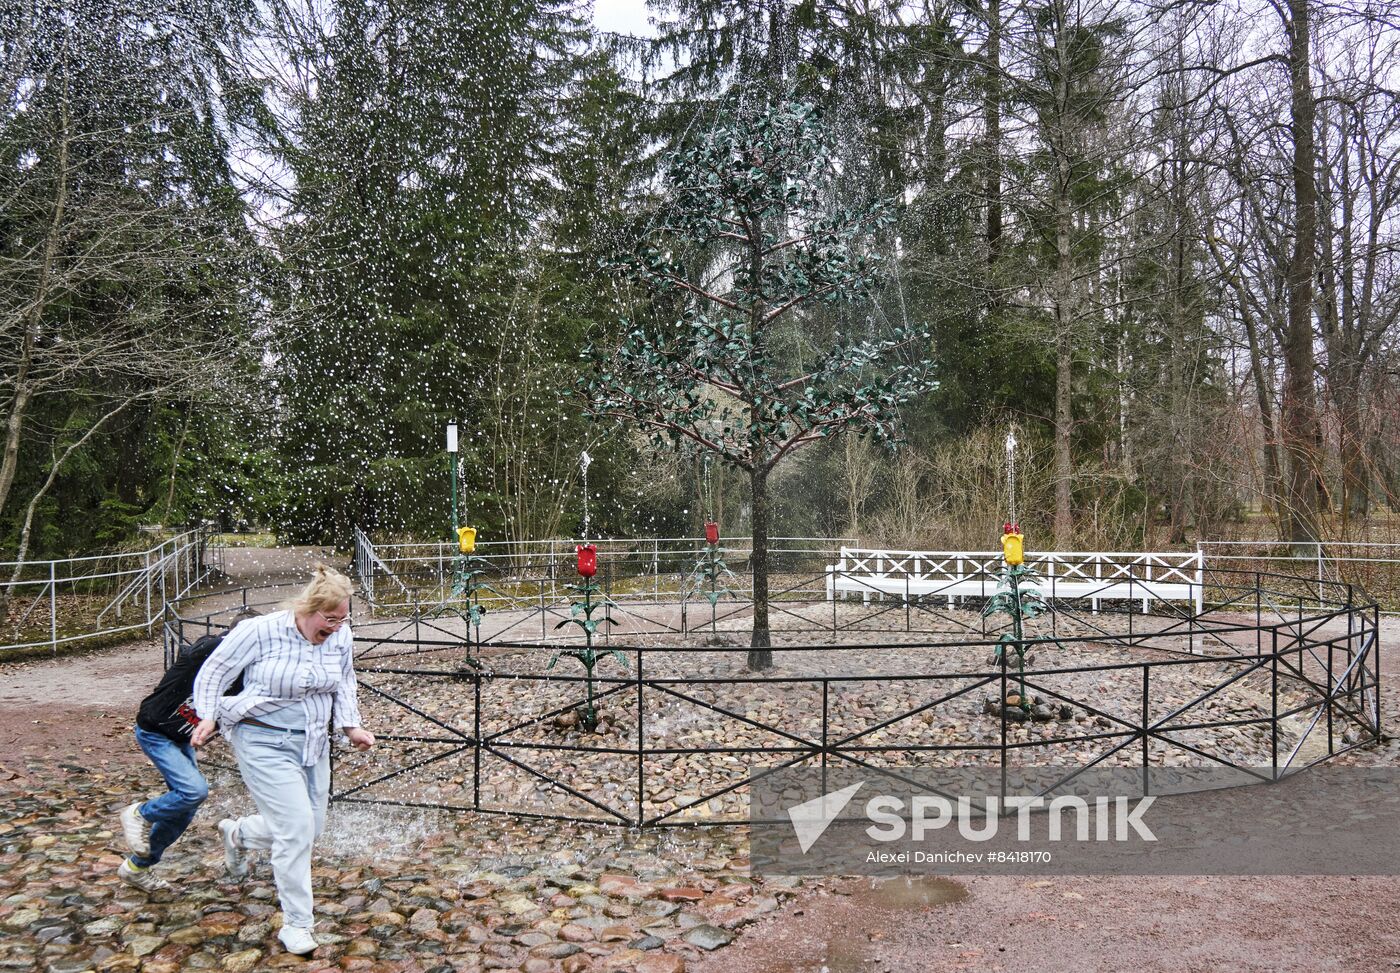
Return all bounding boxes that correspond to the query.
[1314,47,1400,522]
[841,434,879,538]
[1183,0,1400,541]
[0,0,256,564]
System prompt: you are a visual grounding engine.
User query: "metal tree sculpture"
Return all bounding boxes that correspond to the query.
[550,544,629,731]
[582,99,936,670]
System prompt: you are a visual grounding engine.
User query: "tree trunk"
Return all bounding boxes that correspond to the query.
[1165,154,1190,545]
[1281,0,1323,550]
[0,384,34,519]
[1054,328,1073,548]
[162,405,193,524]
[1316,109,1369,523]
[1049,16,1075,551]
[1337,386,1369,519]
[0,76,70,518]
[1373,424,1400,512]
[744,191,772,670]
[984,0,1002,268]
[1204,222,1283,520]
[1052,178,1075,549]
[1243,311,1284,518]
[747,466,772,670]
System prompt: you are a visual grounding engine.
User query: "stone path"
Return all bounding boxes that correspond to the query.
[0,752,787,973]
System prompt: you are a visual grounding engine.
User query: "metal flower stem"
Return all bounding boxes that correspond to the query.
[983,561,1042,712]
[464,560,481,668]
[449,553,495,672]
[708,543,719,632]
[550,574,625,732]
[1008,567,1027,707]
[689,541,733,634]
[582,583,598,728]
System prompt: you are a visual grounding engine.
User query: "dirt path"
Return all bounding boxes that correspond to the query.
[689,874,1400,972]
[0,546,337,775]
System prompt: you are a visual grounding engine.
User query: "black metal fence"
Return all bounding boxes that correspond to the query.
[164,564,1381,828]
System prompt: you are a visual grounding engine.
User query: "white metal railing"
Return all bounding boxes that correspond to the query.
[1198,539,1400,614]
[827,547,1204,612]
[0,527,225,654]
[351,532,856,611]
[352,526,414,608]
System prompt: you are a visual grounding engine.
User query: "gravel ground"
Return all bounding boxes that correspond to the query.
[339,611,1332,824]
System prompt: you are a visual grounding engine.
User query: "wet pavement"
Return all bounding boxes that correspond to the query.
[0,753,791,973]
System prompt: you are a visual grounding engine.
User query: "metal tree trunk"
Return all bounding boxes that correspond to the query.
[747,466,772,670]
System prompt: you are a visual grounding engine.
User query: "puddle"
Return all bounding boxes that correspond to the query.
[766,878,970,972]
[819,934,874,971]
[863,875,969,909]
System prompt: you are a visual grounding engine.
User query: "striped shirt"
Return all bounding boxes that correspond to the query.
[192,609,363,766]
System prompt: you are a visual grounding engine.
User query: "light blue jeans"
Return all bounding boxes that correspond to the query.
[228,724,329,928]
[133,726,209,867]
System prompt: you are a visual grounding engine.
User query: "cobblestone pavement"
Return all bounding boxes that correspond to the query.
[0,751,790,973]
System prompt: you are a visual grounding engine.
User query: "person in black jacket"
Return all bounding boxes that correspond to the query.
[116,610,258,893]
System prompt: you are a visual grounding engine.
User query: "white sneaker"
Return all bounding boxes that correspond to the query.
[217,818,247,879]
[278,923,317,956]
[120,803,151,857]
[117,858,172,894]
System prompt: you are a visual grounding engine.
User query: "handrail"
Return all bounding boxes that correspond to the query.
[1198,539,1398,614]
[0,527,224,655]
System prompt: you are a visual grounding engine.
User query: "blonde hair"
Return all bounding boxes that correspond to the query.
[290,563,353,616]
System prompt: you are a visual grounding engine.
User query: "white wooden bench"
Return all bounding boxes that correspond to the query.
[825,548,1203,614]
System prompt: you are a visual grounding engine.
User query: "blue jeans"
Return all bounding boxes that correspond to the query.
[132,726,209,867]
[228,724,329,928]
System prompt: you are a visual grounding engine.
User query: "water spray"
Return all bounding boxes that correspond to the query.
[579,450,592,541]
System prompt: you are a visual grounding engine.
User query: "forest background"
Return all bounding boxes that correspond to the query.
[3,0,1398,564]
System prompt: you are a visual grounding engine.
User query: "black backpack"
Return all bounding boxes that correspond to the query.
[136,634,245,742]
